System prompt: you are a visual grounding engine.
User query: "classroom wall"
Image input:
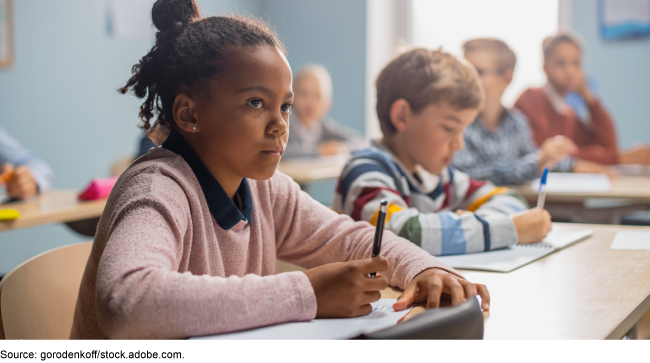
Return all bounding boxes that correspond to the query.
[0,0,261,275]
[570,0,650,148]
[259,0,367,135]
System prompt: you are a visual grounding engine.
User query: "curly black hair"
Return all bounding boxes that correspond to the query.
[119,0,285,139]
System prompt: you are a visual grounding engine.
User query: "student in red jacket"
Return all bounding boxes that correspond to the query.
[514,33,650,166]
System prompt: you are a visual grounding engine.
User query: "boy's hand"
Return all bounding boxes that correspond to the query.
[304,256,389,318]
[510,208,552,244]
[393,268,490,311]
[1,164,38,199]
[572,159,613,175]
[537,135,577,172]
[317,140,347,156]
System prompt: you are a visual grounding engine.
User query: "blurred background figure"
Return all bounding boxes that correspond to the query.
[515,33,650,166]
[284,64,365,159]
[0,126,53,200]
[453,38,609,185]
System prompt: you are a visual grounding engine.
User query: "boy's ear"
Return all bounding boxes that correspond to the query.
[173,93,200,133]
[389,99,411,132]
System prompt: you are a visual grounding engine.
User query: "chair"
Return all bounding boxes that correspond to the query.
[357,297,484,339]
[110,156,135,177]
[0,242,92,339]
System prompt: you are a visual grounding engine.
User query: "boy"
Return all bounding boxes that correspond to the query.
[453,38,610,185]
[0,125,53,199]
[283,64,365,158]
[515,33,650,165]
[333,48,551,256]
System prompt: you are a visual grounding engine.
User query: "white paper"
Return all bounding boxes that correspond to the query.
[610,231,650,250]
[531,173,612,193]
[437,229,592,273]
[192,299,411,340]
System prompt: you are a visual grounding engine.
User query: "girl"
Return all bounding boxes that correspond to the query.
[70,0,489,339]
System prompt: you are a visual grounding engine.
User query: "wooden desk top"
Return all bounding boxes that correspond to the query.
[507,175,650,203]
[384,223,650,339]
[0,190,107,233]
[277,156,347,185]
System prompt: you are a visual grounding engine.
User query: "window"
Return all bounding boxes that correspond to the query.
[411,0,559,107]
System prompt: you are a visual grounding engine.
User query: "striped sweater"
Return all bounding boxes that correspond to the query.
[333,141,527,256]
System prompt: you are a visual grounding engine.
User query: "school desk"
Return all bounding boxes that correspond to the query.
[277,155,347,186]
[507,175,650,224]
[0,190,106,233]
[277,223,650,339]
[382,223,650,339]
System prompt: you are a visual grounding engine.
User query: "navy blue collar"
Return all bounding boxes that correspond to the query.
[162,130,253,230]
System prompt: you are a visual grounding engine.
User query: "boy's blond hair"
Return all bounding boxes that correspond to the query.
[294,64,333,101]
[462,38,517,72]
[375,48,483,136]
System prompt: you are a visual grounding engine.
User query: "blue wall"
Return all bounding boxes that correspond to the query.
[0,0,367,273]
[259,0,367,135]
[571,0,650,148]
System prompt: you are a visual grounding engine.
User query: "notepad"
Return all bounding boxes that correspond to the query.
[192,299,412,340]
[610,231,650,250]
[436,229,593,273]
[530,173,611,193]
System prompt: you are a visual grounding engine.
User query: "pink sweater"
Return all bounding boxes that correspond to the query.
[70,148,460,339]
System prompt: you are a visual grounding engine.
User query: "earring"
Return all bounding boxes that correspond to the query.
[193,126,197,131]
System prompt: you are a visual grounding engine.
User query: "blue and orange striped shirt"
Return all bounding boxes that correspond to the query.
[333,141,527,256]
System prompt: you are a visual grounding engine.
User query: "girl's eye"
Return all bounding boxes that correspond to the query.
[281,103,292,114]
[442,125,454,132]
[248,99,263,109]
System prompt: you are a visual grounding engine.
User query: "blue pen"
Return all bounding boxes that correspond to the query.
[537,167,549,209]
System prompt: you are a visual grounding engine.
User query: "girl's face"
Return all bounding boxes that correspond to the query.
[188,45,293,183]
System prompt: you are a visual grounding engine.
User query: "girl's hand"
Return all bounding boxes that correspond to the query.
[510,208,552,244]
[304,256,390,318]
[393,268,490,311]
[1,164,38,199]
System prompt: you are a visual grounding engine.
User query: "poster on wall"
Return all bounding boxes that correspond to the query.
[600,0,650,40]
[0,0,13,68]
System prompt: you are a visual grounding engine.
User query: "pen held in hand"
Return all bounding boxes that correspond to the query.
[537,167,549,209]
[370,200,388,278]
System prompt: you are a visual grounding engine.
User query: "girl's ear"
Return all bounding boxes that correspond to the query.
[389,99,411,132]
[173,93,200,133]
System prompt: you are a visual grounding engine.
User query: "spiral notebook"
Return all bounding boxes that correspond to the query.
[436,229,593,273]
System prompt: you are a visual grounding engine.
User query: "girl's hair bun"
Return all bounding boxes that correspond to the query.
[151,0,200,35]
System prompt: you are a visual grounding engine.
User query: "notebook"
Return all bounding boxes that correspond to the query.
[530,173,611,193]
[436,229,593,273]
[191,299,411,340]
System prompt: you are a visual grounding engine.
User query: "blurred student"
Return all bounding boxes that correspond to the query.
[71,1,489,339]
[515,33,650,165]
[283,64,364,158]
[453,38,610,185]
[0,125,53,199]
[333,48,552,256]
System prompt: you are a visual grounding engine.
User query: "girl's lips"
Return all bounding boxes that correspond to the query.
[263,149,283,157]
